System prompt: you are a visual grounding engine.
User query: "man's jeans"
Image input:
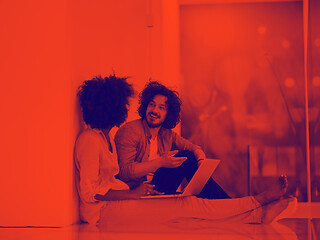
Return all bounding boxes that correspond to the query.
[151,150,231,199]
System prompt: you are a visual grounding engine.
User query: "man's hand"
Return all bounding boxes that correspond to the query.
[197,158,205,166]
[159,150,187,168]
[194,149,206,166]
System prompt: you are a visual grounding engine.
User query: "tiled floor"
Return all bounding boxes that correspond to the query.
[0,218,318,240]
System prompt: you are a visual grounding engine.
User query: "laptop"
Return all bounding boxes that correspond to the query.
[141,158,220,199]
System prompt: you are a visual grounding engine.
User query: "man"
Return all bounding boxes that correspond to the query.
[115,81,230,199]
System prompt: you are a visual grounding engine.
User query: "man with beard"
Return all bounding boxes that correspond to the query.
[115,81,230,199]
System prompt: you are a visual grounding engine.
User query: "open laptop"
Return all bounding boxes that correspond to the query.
[141,158,220,199]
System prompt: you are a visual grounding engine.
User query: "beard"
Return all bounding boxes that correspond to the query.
[146,120,163,128]
[146,112,164,128]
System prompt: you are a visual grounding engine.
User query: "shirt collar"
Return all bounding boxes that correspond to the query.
[141,118,165,140]
[141,119,152,140]
[90,127,108,139]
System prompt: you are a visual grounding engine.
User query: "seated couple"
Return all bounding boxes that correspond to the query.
[74,75,296,225]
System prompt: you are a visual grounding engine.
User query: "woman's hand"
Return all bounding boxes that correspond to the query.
[95,183,164,201]
[131,182,164,198]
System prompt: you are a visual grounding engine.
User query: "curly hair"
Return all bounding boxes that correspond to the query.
[138,81,181,129]
[78,74,134,129]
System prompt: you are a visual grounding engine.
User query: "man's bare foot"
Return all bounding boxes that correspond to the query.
[253,175,288,206]
[261,197,297,224]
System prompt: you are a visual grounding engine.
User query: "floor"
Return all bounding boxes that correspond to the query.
[1,204,319,240]
[0,218,319,240]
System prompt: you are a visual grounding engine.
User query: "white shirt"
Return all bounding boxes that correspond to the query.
[147,136,160,182]
[74,128,129,224]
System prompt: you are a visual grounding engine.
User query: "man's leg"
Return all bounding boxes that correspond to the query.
[150,151,192,194]
[151,150,231,199]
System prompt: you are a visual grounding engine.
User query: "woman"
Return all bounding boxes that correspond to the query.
[74,75,296,225]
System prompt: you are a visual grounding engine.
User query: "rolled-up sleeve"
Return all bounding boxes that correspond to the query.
[115,126,139,180]
[75,133,110,203]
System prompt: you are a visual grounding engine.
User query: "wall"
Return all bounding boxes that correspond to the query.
[0,0,73,226]
[0,0,154,226]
